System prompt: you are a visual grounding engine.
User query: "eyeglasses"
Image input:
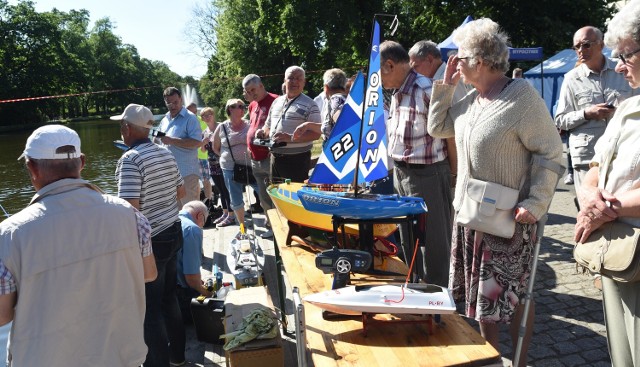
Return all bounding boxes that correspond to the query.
[229,104,245,110]
[618,47,640,65]
[457,56,471,60]
[164,100,180,106]
[572,41,598,51]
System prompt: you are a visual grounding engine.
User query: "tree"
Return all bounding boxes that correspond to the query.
[0,2,188,125]
[196,0,618,118]
[195,0,382,117]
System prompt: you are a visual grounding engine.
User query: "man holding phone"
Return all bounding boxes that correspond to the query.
[555,26,637,197]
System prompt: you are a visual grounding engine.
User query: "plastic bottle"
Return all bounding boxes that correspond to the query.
[212,265,222,291]
[215,271,223,291]
[217,283,234,299]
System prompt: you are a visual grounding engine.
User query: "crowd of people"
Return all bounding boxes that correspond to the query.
[1,2,640,366]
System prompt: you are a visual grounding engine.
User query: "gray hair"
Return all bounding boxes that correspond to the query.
[27,157,83,180]
[380,40,410,64]
[285,65,305,80]
[182,200,208,218]
[453,18,510,73]
[408,40,441,60]
[322,68,347,90]
[242,74,262,89]
[605,2,640,53]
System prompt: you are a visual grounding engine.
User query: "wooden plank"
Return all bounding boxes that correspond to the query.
[268,209,501,367]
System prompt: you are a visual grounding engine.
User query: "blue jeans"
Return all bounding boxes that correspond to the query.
[222,168,258,211]
[143,222,183,367]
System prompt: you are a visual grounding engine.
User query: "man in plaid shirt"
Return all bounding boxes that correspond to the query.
[380,40,455,287]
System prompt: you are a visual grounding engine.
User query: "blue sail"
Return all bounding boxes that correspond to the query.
[309,20,387,185]
[359,20,388,182]
[308,72,365,184]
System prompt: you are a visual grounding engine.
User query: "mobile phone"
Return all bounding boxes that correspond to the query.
[605,103,615,109]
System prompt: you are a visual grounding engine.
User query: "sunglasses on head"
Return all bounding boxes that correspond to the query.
[572,40,597,51]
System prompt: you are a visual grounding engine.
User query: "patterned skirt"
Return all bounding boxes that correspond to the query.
[449,221,536,324]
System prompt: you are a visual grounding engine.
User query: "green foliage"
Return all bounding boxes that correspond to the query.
[197,0,382,115]
[0,0,621,126]
[0,0,188,126]
[199,0,618,112]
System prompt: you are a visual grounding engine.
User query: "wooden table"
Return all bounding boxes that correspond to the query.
[268,209,500,367]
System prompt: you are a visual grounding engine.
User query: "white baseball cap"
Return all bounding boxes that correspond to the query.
[110,104,154,128]
[18,125,82,160]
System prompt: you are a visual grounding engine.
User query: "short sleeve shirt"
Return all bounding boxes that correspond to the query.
[177,211,203,288]
[159,107,202,177]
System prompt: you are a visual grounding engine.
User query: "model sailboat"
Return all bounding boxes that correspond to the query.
[297,21,427,220]
[301,19,458,317]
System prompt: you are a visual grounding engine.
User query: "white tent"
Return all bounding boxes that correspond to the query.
[524,48,612,113]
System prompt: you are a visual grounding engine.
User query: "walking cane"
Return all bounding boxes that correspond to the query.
[513,156,564,367]
[513,214,546,367]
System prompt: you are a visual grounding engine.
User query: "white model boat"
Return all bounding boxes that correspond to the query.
[304,284,456,315]
[226,228,265,287]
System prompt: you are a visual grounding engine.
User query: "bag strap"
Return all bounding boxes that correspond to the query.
[598,128,623,190]
[221,123,236,164]
[271,94,301,138]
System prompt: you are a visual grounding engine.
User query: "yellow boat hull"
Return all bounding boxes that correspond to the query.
[267,182,397,238]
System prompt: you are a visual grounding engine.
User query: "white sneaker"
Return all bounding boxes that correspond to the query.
[564,173,574,185]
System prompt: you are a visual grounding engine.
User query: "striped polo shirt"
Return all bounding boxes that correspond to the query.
[116,139,184,236]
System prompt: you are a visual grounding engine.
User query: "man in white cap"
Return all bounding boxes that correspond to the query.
[0,124,157,366]
[111,104,186,367]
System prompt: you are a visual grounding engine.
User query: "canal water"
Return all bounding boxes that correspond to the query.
[0,119,122,217]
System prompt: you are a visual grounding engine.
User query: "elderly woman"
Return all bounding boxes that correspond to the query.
[575,3,640,365]
[212,99,258,227]
[427,19,563,365]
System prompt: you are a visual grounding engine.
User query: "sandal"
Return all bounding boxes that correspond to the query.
[217,216,236,227]
[213,214,228,225]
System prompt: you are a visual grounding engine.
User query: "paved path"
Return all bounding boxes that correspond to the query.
[184,172,613,366]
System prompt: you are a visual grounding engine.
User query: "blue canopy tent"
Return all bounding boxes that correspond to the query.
[438,15,474,60]
[524,48,613,113]
[438,16,543,62]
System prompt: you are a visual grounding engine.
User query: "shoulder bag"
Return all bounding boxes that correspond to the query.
[456,178,520,238]
[222,124,256,185]
[574,221,640,282]
[573,129,640,282]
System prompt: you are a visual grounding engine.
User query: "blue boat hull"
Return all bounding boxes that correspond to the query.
[297,186,427,219]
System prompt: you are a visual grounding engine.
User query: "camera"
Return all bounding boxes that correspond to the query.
[253,138,286,148]
[152,129,166,138]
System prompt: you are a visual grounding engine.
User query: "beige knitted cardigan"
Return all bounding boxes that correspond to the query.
[428,78,563,220]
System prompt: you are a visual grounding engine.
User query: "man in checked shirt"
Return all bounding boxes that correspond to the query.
[380,40,455,287]
[0,125,157,367]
